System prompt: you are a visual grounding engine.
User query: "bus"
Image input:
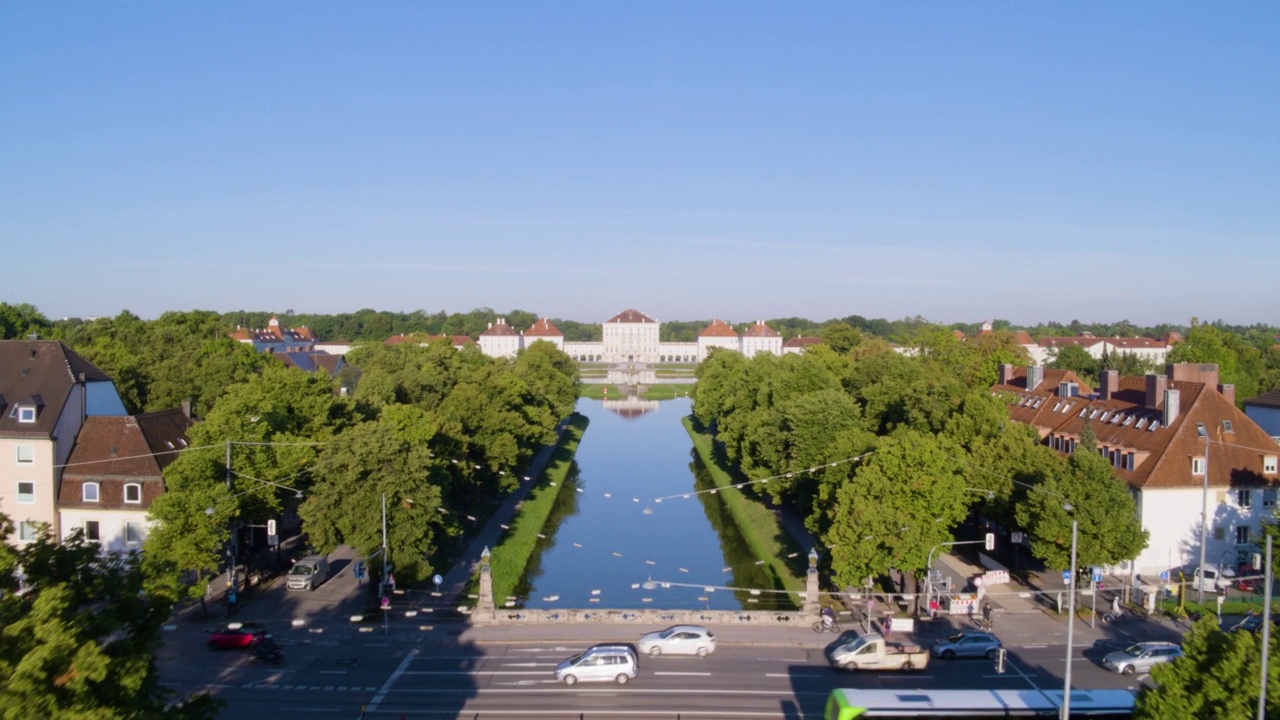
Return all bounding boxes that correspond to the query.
[824,688,1137,719]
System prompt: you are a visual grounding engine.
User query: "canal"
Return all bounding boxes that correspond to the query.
[514,397,798,611]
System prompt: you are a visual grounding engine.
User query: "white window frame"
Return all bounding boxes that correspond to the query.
[1238,489,1253,509]
[83,482,100,503]
[15,445,34,464]
[1192,457,1206,475]
[16,481,34,504]
[124,521,143,544]
[18,406,35,423]
[123,483,142,504]
[1264,489,1277,509]
[1266,456,1278,474]
[18,521,38,543]
[84,520,100,542]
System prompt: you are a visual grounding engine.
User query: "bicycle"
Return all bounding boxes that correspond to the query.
[812,619,843,634]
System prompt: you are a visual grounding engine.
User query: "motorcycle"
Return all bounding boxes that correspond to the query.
[251,637,284,665]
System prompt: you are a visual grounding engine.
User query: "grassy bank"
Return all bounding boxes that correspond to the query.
[578,384,692,400]
[479,414,590,605]
[683,417,806,596]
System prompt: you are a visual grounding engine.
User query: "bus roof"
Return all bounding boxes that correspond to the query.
[828,688,1136,716]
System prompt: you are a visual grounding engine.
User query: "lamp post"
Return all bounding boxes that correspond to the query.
[1061,507,1079,720]
[1197,430,1210,604]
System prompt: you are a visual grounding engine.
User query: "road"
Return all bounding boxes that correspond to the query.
[160,616,1153,719]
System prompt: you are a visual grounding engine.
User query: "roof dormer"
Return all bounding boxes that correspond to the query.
[9,394,44,424]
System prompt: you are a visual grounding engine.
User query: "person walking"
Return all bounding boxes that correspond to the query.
[982,602,993,631]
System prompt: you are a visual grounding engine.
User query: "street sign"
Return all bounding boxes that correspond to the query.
[433,574,443,589]
[266,519,278,547]
[1011,532,1024,544]
[1092,569,1103,583]
[1062,570,1072,584]
[1159,570,1170,581]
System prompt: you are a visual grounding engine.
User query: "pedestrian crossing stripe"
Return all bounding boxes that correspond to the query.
[243,683,377,692]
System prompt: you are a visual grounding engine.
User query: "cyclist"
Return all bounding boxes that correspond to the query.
[821,606,837,631]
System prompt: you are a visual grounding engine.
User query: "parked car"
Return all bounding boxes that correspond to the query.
[1228,613,1279,634]
[637,625,716,657]
[828,632,930,672]
[207,622,269,650]
[931,631,1002,660]
[1190,564,1235,595]
[287,555,330,591]
[1102,641,1183,675]
[553,644,639,685]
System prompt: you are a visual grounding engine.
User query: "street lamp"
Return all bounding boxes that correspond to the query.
[1061,503,1079,720]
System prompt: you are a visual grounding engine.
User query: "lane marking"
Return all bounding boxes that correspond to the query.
[318,670,347,675]
[365,648,418,712]
[653,671,712,676]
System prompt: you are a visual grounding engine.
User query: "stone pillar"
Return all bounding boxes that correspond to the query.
[803,548,821,614]
[477,546,496,615]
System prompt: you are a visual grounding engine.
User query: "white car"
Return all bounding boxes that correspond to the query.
[637,625,716,656]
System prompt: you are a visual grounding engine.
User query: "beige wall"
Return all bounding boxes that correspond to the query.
[0,438,58,545]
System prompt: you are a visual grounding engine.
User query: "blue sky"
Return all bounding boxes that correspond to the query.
[3,3,1276,327]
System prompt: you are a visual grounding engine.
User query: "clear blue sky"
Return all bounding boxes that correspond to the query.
[3,3,1276,327]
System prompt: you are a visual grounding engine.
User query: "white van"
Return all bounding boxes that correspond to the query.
[287,555,330,591]
[553,644,638,685]
[1191,564,1234,594]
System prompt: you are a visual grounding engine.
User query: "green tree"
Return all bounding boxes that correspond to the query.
[1015,424,1148,570]
[1135,616,1280,719]
[0,302,54,340]
[819,322,862,355]
[0,520,219,719]
[1046,344,1100,384]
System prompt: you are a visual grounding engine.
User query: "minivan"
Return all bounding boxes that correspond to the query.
[287,555,330,591]
[1192,564,1234,595]
[553,644,638,686]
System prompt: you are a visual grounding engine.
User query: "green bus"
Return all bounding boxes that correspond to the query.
[824,688,1136,719]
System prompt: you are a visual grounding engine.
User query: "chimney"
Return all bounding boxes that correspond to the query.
[1100,370,1118,401]
[181,398,192,419]
[999,364,1013,386]
[487,322,492,330]
[1163,388,1180,425]
[27,333,39,341]
[1145,373,1167,409]
[1168,363,1219,389]
[1219,383,1235,406]
[1026,365,1044,391]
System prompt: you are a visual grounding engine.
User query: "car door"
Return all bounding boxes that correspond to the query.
[959,635,984,657]
[853,640,882,668]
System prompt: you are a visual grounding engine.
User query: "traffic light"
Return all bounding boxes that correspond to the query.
[985,532,995,551]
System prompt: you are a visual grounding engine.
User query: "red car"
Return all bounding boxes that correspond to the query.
[207,622,269,650]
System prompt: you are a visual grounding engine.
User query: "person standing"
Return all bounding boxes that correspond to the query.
[982,602,993,631]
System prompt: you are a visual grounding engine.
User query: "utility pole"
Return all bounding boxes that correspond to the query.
[226,440,236,601]
[1061,518,1078,720]
[1259,534,1272,720]
[1197,431,1210,604]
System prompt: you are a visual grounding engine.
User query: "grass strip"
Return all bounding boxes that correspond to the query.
[481,413,590,605]
[683,416,806,595]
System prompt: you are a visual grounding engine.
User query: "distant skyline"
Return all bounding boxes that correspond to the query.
[2,3,1276,327]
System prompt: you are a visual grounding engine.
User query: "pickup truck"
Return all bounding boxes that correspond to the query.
[827,632,930,672]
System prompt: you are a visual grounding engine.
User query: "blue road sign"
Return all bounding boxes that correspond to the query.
[1092,569,1103,583]
[433,574,443,588]
[1159,570,1170,581]
[1062,570,1072,584]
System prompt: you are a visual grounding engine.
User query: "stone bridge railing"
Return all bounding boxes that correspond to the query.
[468,607,811,626]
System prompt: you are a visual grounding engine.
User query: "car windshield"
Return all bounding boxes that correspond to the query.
[659,629,677,639]
[845,636,870,652]
[290,566,313,576]
[947,633,971,643]
[1122,644,1148,657]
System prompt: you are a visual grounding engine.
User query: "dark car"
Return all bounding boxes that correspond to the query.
[207,622,269,650]
[1229,613,1278,634]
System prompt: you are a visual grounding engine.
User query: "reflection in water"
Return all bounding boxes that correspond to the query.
[690,451,798,611]
[513,398,800,610]
[509,461,581,608]
[602,395,660,419]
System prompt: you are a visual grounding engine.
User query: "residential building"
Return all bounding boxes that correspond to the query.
[229,316,317,354]
[741,320,783,358]
[783,336,824,355]
[58,406,193,553]
[1244,389,1280,442]
[523,318,565,352]
[995,363,1279,578]
[384,334,475,351]
[0,340,127,546]
[696,319,739,362]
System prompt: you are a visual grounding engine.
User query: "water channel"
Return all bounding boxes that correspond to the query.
[513,397,798,611]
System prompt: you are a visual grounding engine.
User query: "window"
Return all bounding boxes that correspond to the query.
[123,483,142,504]
[84,520,100,542]
[1236,526,1252,545]
[1238,490,1253,509]
[1224,420,1234,433]
[1125,453,1136,471]
[125,521,143,544]
[1192,457,1206,475]
[1266,456,1278,474]
[1264,489,1276,509]
[16,481,34,504]
[82,482,99,503]
[15,445,34,464]
[1214,526,1226,541]
[18,407,35,423]
[18,521,38,543]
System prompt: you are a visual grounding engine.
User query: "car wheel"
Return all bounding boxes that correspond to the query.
[902,661,915,673]
[942,649,956,660]
[696,647,709,657]
[615,673,630,685]
[1122,665,1135,676]
[562,674,578,686]
[648,647,662,657]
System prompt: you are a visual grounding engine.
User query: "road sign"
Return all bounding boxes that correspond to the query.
[1159,570,1170,581]
[1062,570,1072,584]
[433,574,443,588]
[1092,568,1103,583]
[266,519,278,547]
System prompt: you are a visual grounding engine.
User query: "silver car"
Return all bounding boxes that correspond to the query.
[1102,641,1182,676]
[931,631,1002,660]
[637,625,717,657]
[553,645,638,685]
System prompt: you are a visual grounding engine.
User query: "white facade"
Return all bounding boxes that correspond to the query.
[1132,485,1275,579]
[662,342,698,363]
[741,321,783,357]
[1024,339,1173,367]
[564,341,604,362]
[59,507,152,554]
[603,316,660,363]
[477,318,522,359]
[697,336,738,362]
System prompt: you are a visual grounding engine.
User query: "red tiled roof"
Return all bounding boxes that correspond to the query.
[699,319,738,338]
[1039,337,1103,349]
[784,336,824,348]
[1012,331,1035,345]
[743,321,780,338]
[480,319,519,336]
[605,309,657,324]
[525,318,563,337]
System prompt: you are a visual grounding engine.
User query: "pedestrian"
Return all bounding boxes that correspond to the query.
[982,602,993,631]
[968,602,976,627]
[866,597,875,625]
[883,613,893,639]
[928,597,939,620]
